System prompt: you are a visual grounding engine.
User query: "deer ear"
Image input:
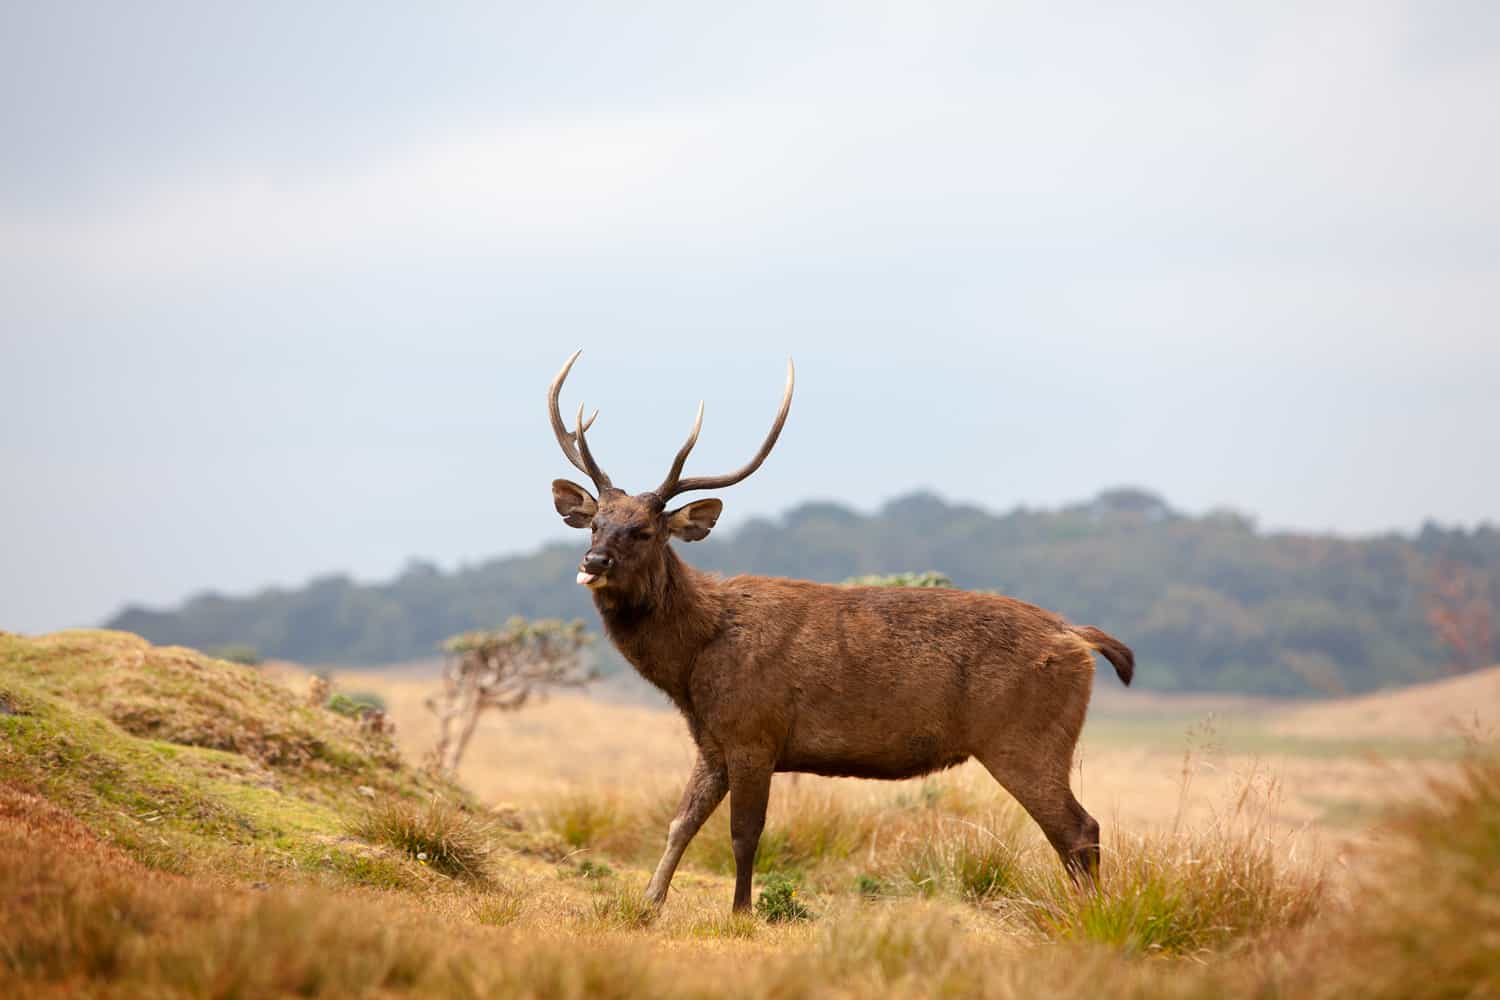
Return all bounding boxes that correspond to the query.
[552,479,597,528]
[666,498,723,542]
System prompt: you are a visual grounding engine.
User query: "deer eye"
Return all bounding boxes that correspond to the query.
[631,526,654,541]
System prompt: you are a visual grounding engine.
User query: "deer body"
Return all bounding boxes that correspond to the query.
[544,351,1133,912]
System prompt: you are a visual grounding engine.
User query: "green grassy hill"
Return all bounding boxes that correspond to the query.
[0,629,463,887]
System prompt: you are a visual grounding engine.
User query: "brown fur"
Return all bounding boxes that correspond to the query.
[552,484,1134,912]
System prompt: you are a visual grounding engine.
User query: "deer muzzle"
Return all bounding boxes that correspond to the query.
[577,552,613,588]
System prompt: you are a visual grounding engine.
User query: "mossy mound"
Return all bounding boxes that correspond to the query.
[0,630,467,888]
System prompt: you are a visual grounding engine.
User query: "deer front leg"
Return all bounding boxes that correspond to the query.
[644,749,728,908]
[727,757,774,912]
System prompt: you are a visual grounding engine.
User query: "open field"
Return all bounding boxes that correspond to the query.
[332,660,1492,860]
[2,630,1496,997]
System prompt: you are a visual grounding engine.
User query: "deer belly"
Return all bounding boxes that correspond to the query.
[777,731,970,780]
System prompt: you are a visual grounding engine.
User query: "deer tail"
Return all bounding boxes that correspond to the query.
[1071,626,1134,686]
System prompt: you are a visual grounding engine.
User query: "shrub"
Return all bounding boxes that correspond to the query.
[326,691,386,718]
[575,859,614,880]
[756,873,813,923]
[841,571,953,589]
[344,690,388,712]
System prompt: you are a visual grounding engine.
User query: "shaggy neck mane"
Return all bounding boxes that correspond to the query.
[592,546,724,709]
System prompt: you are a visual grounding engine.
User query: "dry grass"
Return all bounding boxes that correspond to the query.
[335,664,1455,854]
[883,806,1033,901]
[2,630,1495,997]
[1018,770,1324,955]
[522,765,1326,960]
[590,883,659,930]
[3,752,1497,997]
[1033,828,1321,955]
[1270,663,1500,742]
[1312,751,1500,997]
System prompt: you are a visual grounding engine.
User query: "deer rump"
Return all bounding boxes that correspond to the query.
[691,580,1132,781]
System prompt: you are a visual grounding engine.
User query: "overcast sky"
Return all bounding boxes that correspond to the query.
[3,2,1497,634]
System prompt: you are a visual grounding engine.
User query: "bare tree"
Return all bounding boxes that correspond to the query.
[427,617,595,772]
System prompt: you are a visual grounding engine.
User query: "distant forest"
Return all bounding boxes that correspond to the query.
[107,489,1498,696]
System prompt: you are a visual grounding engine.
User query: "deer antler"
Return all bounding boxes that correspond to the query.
[655,358,794,501]
[547,350,611,491]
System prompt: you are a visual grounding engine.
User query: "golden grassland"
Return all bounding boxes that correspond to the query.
[335,661,1479,853]
[1,629,1496,998]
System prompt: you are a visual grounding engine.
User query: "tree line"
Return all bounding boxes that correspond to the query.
[106,488,1497,696]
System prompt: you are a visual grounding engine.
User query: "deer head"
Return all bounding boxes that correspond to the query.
[546,350,794,598]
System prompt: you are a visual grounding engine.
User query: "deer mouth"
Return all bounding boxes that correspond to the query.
[576,570,608,589]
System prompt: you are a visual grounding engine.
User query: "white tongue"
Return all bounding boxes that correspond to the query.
[576,571,599,586]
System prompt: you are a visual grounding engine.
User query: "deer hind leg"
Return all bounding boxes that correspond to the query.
[977,649,1101,882]
[645,749,728,907]
[979,746,1100,883]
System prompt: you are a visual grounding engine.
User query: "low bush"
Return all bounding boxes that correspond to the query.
[757,872,814,923]
[326,690,388,716]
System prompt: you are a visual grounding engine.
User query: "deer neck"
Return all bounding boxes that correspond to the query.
[593,546,722,708]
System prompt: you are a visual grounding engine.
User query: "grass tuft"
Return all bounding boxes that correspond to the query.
[590,885,657,929]
[348,797,492,881]
[689,911,759,939]
[470,891,525,927]
[1031,779,1324,955]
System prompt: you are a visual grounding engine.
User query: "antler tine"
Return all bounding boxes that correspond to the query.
[653,400,704,499]
[662,358,794,501]
[574,401,613,491]
[547,350,608,490]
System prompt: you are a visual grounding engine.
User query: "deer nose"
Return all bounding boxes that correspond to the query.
[582,552,613,574]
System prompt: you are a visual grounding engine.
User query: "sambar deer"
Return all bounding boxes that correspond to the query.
[546,351,1133,912]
